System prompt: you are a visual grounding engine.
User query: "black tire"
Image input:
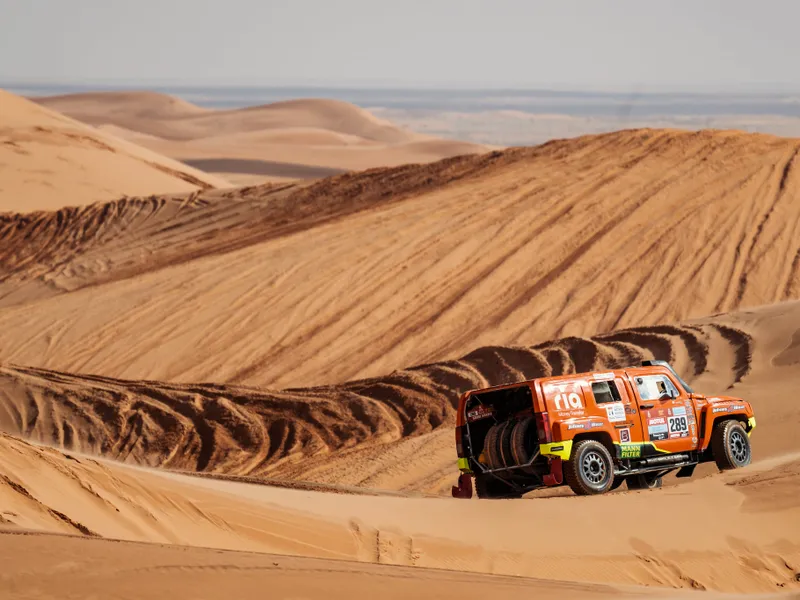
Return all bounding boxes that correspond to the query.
[510,417,538,471]
[564,440,615,495]
[483,423,503,469]
[497,421,516,469]
[475,474,523,499]
[626,474,663,490]
[711,420,751,471]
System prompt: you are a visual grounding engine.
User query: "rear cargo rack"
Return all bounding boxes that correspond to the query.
[475,450,541,475]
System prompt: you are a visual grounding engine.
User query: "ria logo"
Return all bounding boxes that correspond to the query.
[553,393,583,410]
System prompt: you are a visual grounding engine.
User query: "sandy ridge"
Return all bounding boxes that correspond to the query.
[0,431,798,594]
[0,129,798,388]
[0,149,508,306]
[0,300,784,490]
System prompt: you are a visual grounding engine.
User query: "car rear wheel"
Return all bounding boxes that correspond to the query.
[564,440,615,495]
[711,420,751,470]
[626,474,663,490]
[610,476,626,491]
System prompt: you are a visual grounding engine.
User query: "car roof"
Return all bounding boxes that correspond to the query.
[467,364,674,396]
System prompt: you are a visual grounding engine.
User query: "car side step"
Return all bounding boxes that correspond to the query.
[641,453,691,466]
[615,460,696,478]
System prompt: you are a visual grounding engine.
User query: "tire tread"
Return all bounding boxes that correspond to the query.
[711,419,750,471]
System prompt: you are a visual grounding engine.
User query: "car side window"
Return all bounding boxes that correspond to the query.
[591,381,622,404]
[635,375,680,400]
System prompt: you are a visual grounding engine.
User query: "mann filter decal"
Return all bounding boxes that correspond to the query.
[620,444,642,459]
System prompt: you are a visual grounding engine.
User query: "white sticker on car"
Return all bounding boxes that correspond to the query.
[668,415,689,436]
[605,403,626,423]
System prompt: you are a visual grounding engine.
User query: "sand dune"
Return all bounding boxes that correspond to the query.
[33,91,492,181]
[0,298,796,495]
[36,93,415,142]
[3,533,663,600]
[3,100,800,597]
[0,129,798,388]
[0,429,798,594]
[0,90,229,212]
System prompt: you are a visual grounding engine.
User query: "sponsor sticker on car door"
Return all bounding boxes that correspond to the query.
[648,417,668,441]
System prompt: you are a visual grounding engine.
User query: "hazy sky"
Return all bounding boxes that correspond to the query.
[1,0,799,90]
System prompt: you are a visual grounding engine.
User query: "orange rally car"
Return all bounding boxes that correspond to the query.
[451,360,756,498]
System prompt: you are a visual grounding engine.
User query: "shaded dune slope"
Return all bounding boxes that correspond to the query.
[2,301,786,489]
[0,151,502,306]
[0,129,798,388]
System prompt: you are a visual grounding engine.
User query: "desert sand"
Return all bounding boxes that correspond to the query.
[34,91,491,185]
[0,90,229,212]
[1,127,798,388]
[1,91,800,598]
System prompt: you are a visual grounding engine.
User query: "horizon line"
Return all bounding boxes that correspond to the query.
[3,79,800,96]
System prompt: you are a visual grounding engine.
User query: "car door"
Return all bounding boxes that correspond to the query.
[631,373,699,454]
[588,375,644,451]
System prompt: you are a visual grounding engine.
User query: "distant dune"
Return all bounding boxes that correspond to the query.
[34,91,492,183]
[0,128,798,388]
[0,90,229,212]
[37,93,415,142]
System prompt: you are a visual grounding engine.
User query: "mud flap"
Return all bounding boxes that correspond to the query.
[543,457,563,486]
[676,464,696,478]
[451,473,473,499]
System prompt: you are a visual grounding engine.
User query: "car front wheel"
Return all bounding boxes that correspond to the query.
[712,420,751,470]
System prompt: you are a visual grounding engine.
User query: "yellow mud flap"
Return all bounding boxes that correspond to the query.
[747,416,756,436]
[540,440,573,460]
[457,457,471,472]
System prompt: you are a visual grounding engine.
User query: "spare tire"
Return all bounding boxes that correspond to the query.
[483,423,504,469]
[483,422,515,469]
[510,417,539,471]
[499,421,518,468]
